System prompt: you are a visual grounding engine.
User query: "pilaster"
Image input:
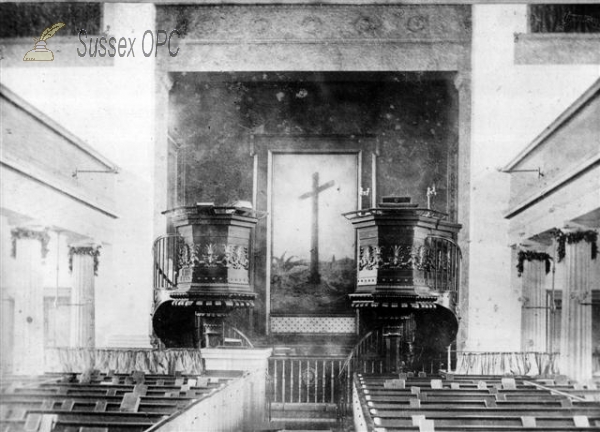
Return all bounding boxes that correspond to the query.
[69,245,101,348]
[10,227,49,375]
[558,230,597,382]
[455,54,471,354]
[520,259,549,352]
[154,72,174,237]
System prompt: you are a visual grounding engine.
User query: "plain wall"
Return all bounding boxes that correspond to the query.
[467,4,599,351]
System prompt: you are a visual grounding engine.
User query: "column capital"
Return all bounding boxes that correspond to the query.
[10,227,50,258]
[554,228,598,263]
[68,244,102,275]
[516,249,552,277]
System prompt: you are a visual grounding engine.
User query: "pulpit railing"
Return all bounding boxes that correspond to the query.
[153,234,183,290]
[340,330,384,376]
[223,325,254,348]
[424,235,461,292]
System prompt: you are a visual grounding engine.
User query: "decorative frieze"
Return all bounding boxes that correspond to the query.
[157,5,470,44]
[359,244,433,272]
[178,242,249,270]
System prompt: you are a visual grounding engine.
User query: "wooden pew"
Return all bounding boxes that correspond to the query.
[373,415,594,428]
[354,373,600,432]
[0,371,241,432]
[368,407,600,418]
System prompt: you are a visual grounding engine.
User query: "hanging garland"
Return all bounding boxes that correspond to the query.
[68,246,102,276]
[516,250,552,277]
[10,228,50,259]
[554,229,598,263]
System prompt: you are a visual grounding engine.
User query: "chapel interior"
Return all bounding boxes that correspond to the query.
[1,2,600,432]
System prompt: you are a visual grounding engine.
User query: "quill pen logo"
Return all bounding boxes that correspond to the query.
[23,22,66,61]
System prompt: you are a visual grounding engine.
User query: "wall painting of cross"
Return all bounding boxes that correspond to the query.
[299,172,335,284]
[270,153,358,314]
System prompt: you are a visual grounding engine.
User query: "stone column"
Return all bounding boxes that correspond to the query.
[10,227,49,375]
[69,245,100,348]
[520,259,548,352]
[559,238,594,382]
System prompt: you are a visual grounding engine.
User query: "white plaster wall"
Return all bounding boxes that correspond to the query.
[468,4,600,351]
[1,4,157,348]
[95,169,154,347]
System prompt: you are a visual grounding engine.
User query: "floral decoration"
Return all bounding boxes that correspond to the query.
[516,250,552,277]
[10,228,50,259]
[69,246,102,276]
[554,229,598,263]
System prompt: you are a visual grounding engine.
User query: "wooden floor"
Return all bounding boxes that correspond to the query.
[0,370,243,432]
[353,373,600,432]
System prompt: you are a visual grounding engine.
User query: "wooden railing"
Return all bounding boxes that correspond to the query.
[153,234,183,290]
[268,356,346,405]
[340,330,384,376]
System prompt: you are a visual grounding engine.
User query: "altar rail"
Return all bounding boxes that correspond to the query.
[268,356,346,405]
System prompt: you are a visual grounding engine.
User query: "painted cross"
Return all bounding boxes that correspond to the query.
[299,172,335,284]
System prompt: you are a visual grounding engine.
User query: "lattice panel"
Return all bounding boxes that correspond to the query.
[271,316,356,334]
